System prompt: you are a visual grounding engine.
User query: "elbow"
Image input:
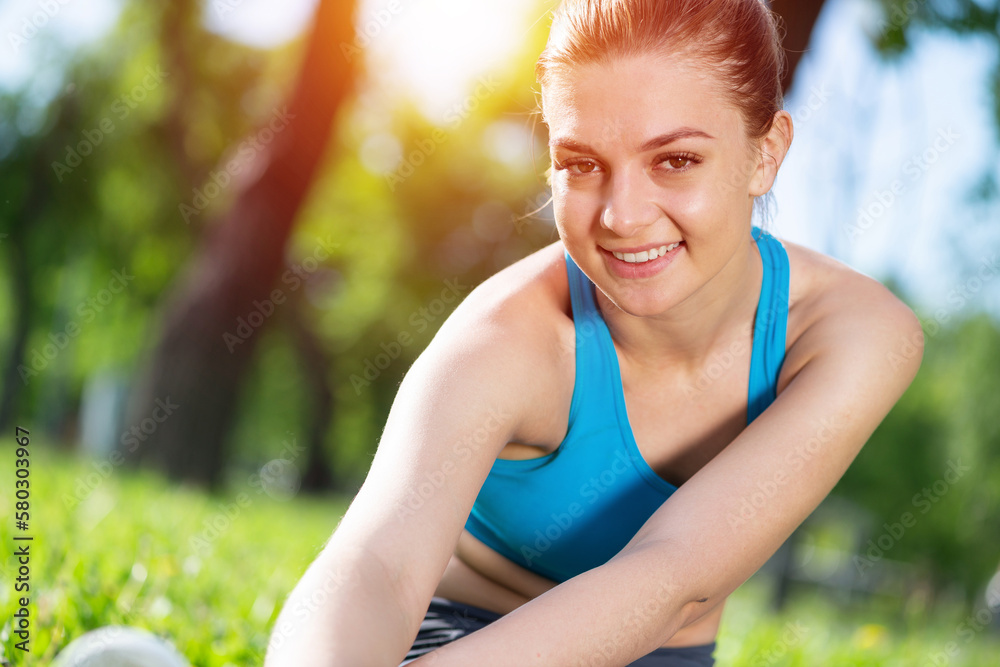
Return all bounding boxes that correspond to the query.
[676,594,721,632]
[614,538,716,632]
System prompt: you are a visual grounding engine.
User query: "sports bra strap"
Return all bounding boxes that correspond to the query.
[747,227,790,423]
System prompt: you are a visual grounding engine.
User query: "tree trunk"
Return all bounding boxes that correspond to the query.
[0,227,33,430]
[286,288,337,493]
[124,0,357,487]
[771,0,828,94]
[0,95,80,431]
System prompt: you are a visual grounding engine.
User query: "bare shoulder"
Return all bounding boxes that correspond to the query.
[448,240,569,319]
[442,240,571,345]
[777,236,924,392]
[336,243,577,617]
[433,240,576,444]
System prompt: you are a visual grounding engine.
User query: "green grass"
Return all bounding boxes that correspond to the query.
[1,441,342,666]
[2,442,998,666]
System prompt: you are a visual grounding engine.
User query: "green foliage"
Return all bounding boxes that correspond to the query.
[228,327,309,467]
[871,0,1000,130]
[834,314,1000,597]
[719,575,1000,666]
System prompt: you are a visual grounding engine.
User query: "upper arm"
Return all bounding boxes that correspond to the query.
[327,259,565,623]
[624,275,924,615]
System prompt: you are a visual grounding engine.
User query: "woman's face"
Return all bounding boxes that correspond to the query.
[543,53,776,318]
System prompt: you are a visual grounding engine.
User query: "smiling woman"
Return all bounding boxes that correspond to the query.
[264,2,924,666]
[547,51,791,317]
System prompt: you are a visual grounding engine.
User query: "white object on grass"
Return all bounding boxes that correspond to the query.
[52,626,190,667]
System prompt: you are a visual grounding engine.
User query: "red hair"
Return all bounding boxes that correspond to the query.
[536,0,786,145]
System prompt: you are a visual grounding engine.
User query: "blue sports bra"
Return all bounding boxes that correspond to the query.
[464,226,790,583]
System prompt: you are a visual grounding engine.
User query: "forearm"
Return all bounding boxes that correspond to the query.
[264,546,416,667]
[409,542,698,667]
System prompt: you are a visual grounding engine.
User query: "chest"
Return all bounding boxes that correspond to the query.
[506,328,756,489]
[618,347,752,487]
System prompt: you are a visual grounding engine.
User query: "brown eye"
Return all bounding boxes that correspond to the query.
[667,156,691,169]
[572,161,598,174]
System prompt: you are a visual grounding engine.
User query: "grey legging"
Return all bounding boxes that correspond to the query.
[400,597,716,666]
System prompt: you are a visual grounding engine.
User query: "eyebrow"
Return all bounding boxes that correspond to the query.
[550,127,714,153]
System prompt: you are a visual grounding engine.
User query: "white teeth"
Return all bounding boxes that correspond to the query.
[612,242,681,263]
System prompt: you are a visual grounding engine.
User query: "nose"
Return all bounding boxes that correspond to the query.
[600,169,660,236]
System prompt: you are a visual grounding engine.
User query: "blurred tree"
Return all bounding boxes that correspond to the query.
[0,32,174,434]
[0,0,272,435]
[0,92,68,430]
[835,314,1000,602]
[771,0,829,93]
[123,0,357,486]
[287,287,336,491]
[831,0,1000,602]
[873,0,1000,155]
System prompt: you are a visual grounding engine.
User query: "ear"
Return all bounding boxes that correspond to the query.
[749,110,794,197]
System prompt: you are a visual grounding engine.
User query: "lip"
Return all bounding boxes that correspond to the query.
[600,241,685,280]
[603,242,682,254]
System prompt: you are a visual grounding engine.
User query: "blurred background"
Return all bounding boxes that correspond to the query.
[0,0,998,664]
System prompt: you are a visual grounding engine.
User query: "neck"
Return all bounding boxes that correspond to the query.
[596,234,763,375]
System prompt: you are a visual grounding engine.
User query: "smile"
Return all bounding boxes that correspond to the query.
[611,242,681,264]
[602,241,685,279]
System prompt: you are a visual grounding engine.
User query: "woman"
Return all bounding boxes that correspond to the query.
[265,1,923,665]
